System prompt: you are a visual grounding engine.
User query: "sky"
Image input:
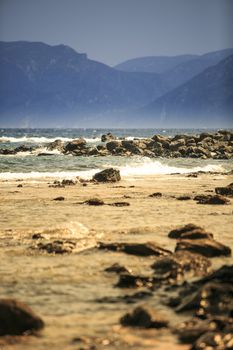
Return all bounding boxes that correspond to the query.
[0,0,233,66]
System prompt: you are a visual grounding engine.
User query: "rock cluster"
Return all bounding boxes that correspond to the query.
[1,130,232,159]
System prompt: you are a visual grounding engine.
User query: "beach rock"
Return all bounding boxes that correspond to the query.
[175,239,231,257]
[191,331,233,350]
[106,140,121,152]
[168,224,205,239]
[149,192,162,198]
[177,196,192,200]
[64,138,87,152]
[104,263,131,274]
[92,168,121,182]
[32,233,45,240]
[151,251,211,281]
[109,202,130,207]
[98,242,172,257]
[115,273,153,288]
[120,306,168,328]
[83,198,105,206]
[176,317,233,344]
[0,298,44,335]
[0,148,17,155]
[53,196,65,201]
[101,132,116,142]
[37,240,76,254]
[215,183,233,197]
[47,139,64,152]
[61,179,77,186]
[195,194,230,205]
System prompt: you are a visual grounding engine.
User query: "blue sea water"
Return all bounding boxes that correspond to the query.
[0,128,232,179]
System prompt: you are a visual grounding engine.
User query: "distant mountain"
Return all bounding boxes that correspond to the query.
[0,41,166,127]
[0,42,232,127]
[142,55,233,127]
[114,55,197,74]
[162,48,233,91]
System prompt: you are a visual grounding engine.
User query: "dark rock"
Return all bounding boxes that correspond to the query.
[168,224,204,239]
[176,318,218,343]
[0,298,44,335]
[120,306,168,328]
[101,132,116,142]
[64,138,87,152]
[17,184,23,188]
[46,139,64,152]
[106,141,121,152]
[109,202,130,207]
[151,251,211,281]
[37,240,76,254]
[83,198,105,206]
[175,239,231,257]
[177,281,233,318]
[98,242,172,257]
[215,183,233,197]
[104,263,131,274]
[195,194,230,205]
[61,179,76,186]
[93,168,121,183]
[115,273,153,288]
[53,196,65,201]
[177,196,192,200]
[32,233,44,240]
[37,153,55,157]
[149,192,162,197]
[191,331,233,350]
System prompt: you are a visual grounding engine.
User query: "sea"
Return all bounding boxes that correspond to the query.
[0,128,232,180]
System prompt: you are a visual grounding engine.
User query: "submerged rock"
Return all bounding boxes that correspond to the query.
[175,239,231,257]
[120,306,168,328]
[151,251,211,281]
[93,168,121,183]
[98,242,171,257]
[104,263,131,274]
[115,273,153,288]
[37,240,76,254]
[0,298,44,336]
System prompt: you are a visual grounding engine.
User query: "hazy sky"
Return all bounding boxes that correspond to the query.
[0,0,233,66]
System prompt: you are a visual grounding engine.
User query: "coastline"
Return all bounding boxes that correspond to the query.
[0,171,232,349]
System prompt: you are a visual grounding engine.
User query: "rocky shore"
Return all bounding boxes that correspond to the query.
[0,169,232,349]
[1,130,233,159]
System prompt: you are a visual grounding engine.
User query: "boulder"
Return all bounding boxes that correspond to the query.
[168,224,204,239]
[64,138,87,152]
[0,298,44,335]
[191,330,233,350]
[195,194,230,205]
[106,140,121,152]
[120,306,168,328]
[93,168,121,182]
[46,139,64,152]
[175,239,231,257]
[215,183,233,197]
[101,132,116,142]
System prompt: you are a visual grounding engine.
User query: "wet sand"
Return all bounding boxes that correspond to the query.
[0,172,232,349]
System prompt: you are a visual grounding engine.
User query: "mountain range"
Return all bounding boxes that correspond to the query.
[0,41,232,127]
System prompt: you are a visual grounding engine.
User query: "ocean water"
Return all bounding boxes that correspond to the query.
[0,128,232,180]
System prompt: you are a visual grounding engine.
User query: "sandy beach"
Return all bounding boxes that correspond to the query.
[0,171,232,350]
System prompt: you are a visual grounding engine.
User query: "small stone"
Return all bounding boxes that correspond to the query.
[120,306,168,328]
[53,196,65,201]
[149,192,162,197]
[83,198,105,206]
[104,263,131,274]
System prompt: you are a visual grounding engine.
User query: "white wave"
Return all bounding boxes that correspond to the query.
[0,136,101,144]
[119,159,225,176]
[0,169,100,180]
